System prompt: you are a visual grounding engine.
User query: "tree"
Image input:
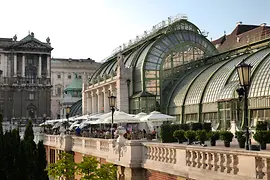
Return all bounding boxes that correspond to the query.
[47,152,76,180]
[24,120,34,142]
[0,112,3,135]
[35,141,49,180]
[23,120,38,179]
[77,156,117,180]
[47,152,117,180]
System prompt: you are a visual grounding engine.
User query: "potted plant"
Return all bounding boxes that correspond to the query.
[220,131,234,147]
[196,130,208,144]
[184,130,196,145]
[235,131,246,148]
[207,131,220,146]
[173,130,185,143]
[253,130,268,150]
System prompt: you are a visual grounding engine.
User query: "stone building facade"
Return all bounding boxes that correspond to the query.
[0,33,52,123]
[51,58,100,119]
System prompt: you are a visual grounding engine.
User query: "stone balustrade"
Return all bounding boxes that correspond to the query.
[43,134,270,180]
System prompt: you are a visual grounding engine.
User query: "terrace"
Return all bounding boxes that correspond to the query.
[43,133,270,180]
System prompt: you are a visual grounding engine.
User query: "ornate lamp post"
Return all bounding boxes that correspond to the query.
[108,95,116,139]
[236,62,252,150]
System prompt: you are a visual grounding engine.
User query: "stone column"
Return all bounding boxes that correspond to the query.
[47,55,50,78]
[13,54,17,77]
[22,54,25,77]
[38,55,42,78]
[97,89,102,113]
[91,91,96,114]
[87,93,92,114]
[103,87,109,113]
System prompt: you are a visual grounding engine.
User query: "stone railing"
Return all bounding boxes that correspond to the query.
[142,142,270,180]
[43,134,270,180]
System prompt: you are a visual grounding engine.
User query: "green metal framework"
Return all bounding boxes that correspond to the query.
[167,47,270,129]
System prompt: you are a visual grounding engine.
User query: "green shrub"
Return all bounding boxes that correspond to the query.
[190,123,202,131]
[180,124,190,131]
[173,130,185,143]
[220,131,234,142]
[235,131,246,148]
[207,131,220,141]
[196,130,208,144]
[256,121,268,131]
[253,130,269,144]
[160,124,172,143]
[184,130,196,144]
[203,123,212,132]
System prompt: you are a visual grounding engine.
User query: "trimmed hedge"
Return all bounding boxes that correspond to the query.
[256,121,268,131]
[190,123,202,131]
[203,123,212,132]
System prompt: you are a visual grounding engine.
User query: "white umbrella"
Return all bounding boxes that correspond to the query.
[102,111,140,124]
[74,114,89,120]
[68,116,79,122]
[140,111,176,122]
[134,112,147,119]
[68,120,80,130]
[52,120,66,129]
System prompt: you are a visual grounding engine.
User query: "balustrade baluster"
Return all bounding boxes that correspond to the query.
[207,152,213,170]
[232,154,239,175]
[219,153,225,173]
[214,153,219,171]
[186,150,191,166]
[225,154,232,174]
[191,151,197,167]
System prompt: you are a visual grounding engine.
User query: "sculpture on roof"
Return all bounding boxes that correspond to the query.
[46,37,50,44]
[13,34,17,41]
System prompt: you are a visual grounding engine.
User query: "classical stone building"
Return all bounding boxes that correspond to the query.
[51,58,100,119]
[0,33,52,122]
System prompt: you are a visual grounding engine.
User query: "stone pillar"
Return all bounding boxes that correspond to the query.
[47,55,50,78]
[87,93,92,114]
[13,54,17,77]
[38,55,42,78]
[116,54,130,113]
[97,89,102,113]
[103,87,109,113]
[91,91,96,114]
[22,54,25,77]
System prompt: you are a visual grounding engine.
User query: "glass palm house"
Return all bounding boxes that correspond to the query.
[84,17,270,130]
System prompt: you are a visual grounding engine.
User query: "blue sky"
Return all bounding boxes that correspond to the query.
[0,0,269,61]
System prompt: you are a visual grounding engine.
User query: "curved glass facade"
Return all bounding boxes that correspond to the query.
[88,18,270,129]
[168,47,270,129]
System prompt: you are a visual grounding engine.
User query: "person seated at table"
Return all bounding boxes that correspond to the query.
[76,127,81,136]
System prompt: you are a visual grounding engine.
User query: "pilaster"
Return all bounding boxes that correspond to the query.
[38,55,42,78]
[22,54,25,77]
[103,86,109,113]
[13,54,17,77]
[47,55,50,78]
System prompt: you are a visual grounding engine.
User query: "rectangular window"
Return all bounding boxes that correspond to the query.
[57,87,61,97]
[29,93,34,100]
[78,75,82,79]
[68,75,71,79]
[57,74,61,79]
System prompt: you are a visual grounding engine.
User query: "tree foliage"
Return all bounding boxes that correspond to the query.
[47,152,117,180]
[47,152,76,180]
[0,118,49,180]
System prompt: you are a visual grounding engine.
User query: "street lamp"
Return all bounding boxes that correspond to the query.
[108,95,116,139]
[236,62,252,150]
